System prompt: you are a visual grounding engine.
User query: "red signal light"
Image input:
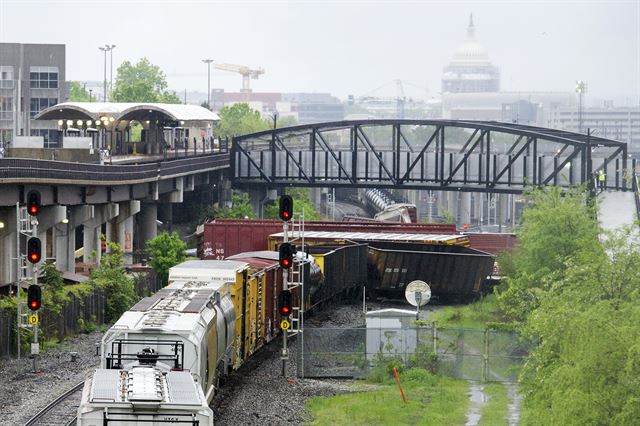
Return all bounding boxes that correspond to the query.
[279,195,293,222]
[27,237,41,264]
[278,290,292,317]
[27,285,41,311]
[279,243,294,269]
[26,190,41,217]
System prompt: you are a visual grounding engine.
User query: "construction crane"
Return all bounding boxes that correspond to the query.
[213,63,265,93]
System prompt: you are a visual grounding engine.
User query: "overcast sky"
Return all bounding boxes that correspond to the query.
[1,0,638,104]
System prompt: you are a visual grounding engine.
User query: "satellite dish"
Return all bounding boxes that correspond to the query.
[405,280,431,307]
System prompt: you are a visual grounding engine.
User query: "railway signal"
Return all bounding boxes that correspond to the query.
[279,242,294,269]
[279,195,293,221]
[278,290,292,317]
[27,284,41,311]
[27,237,42,264]
[26,190,41,216]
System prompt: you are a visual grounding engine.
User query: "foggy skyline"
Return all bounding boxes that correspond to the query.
[1,0,639,105]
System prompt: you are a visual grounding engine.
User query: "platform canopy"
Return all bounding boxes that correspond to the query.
[35,102,220,124]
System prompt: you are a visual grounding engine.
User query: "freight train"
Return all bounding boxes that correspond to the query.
[77,246,366,425]
[364,188,418,223]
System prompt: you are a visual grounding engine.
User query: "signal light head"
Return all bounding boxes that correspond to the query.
[279,195,293,222]
[27,285,41,311]
[27,237,42,264]
[278,290,292,317]
[279,243,294,269]
[26,190,41,217]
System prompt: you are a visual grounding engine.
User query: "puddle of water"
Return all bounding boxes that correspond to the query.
[465,382,486,426]
[505,383,521,426]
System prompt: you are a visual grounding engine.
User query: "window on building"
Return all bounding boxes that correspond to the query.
[29,66,59,89]
[30,129,61,147]
[30,98,58,118]
[0,96,13,120]
[0,129,12,145]
[0,66,14,89]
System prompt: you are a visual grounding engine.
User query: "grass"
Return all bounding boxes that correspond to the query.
[478,383,510,426]
[429,294,504,329]
[306,368,469,426]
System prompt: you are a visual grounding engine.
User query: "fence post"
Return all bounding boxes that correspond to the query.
[483,328,489,382]
[432,321,437,355]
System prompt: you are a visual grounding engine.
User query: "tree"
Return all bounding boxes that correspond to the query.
[496,186,599,322]
[68,81,91,102]
[518,226,640,425]
[212,192,256,219]
[215,103,269,139]
[90,242,138,322]
[146,231,187,286]
[112,58,181,103]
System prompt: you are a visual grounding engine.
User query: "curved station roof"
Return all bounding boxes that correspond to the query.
[35,102,220,123]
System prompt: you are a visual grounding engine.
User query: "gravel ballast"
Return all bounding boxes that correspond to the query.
[0,330,103,425]
[0,300,439,425]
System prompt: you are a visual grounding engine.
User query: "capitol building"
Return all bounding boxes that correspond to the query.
[442,15,500,94]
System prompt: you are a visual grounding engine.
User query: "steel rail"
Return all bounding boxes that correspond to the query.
[24,381,84,426]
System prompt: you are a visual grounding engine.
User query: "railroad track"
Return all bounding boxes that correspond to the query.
[24,381,84,426]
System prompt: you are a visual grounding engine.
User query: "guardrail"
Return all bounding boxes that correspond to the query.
[0,152,230,184]
[634,174,640,222]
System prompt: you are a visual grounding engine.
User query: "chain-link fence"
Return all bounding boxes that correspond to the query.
[300,326,533,382]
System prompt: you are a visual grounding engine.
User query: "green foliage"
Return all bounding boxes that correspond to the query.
[478,383,510,426]
[215,103,270,139]
[89,242,138,322]
[212,192,256,219]
[68,81,91,102]
[496,186,599,322]
[493,184,640,424]
[112,58,181,103]
[306,368,469,426]
[263,188,321,221]
[146,231,187,286]
[41,260,68,317]
[428,294,505,329]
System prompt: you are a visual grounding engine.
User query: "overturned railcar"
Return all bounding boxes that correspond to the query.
[367,243,494,302]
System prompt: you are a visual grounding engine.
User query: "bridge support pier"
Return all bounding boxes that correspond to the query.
[138,202,158,249]
[0,207,18,284]
[116,201,140,265]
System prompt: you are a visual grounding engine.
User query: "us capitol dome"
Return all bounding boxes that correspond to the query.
[442,14,500,93]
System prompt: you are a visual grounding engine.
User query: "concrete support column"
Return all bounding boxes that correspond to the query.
[460,192,471,226]
[83,224,101,264]
[138,202,158,246]
[0,207,18,285]
[116,201,139,265]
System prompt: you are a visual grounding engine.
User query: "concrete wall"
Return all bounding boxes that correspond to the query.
[7,147,98,162]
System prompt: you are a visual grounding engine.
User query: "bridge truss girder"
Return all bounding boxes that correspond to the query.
[232,120,632,194]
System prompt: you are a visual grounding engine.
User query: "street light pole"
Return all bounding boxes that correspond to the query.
[575,80,587,133]
[202,59,214,109]
[99,46,108,101]
[108,44,116,101]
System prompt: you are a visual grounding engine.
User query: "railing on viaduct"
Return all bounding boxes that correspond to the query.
[232,120,634,194]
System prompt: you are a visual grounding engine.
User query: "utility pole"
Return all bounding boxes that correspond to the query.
[202,59,214,109]
[576,80,587,133]
[108,45,116,101]
[99,45,114,101]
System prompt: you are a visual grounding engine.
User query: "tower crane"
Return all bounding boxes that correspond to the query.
[213,63,265,93]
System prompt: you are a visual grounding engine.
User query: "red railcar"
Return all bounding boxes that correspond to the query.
[198,219,457,259]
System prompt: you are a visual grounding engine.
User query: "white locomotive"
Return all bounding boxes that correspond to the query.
[77,260,251,426]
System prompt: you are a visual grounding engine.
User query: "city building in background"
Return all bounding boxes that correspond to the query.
[441,14,500,94]
[211,90,344,124]
[550,105,640,154]
[0,43,67,147]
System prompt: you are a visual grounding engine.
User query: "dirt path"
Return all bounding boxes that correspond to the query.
[465,382,486,425]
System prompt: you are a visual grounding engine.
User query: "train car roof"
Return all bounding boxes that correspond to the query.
[226,251,280,269]
[89,368,206,407]
[169,259,248,283]
[269,231,468,245]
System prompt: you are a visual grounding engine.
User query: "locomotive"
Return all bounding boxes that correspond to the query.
[77,246,365,425]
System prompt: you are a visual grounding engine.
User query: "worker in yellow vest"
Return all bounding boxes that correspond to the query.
[598,169,606,191]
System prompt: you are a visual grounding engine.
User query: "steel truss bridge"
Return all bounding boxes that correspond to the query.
[232,120,634,194]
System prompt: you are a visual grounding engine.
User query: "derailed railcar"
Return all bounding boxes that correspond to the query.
[367,244,494,302]
[306,244,368,307]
